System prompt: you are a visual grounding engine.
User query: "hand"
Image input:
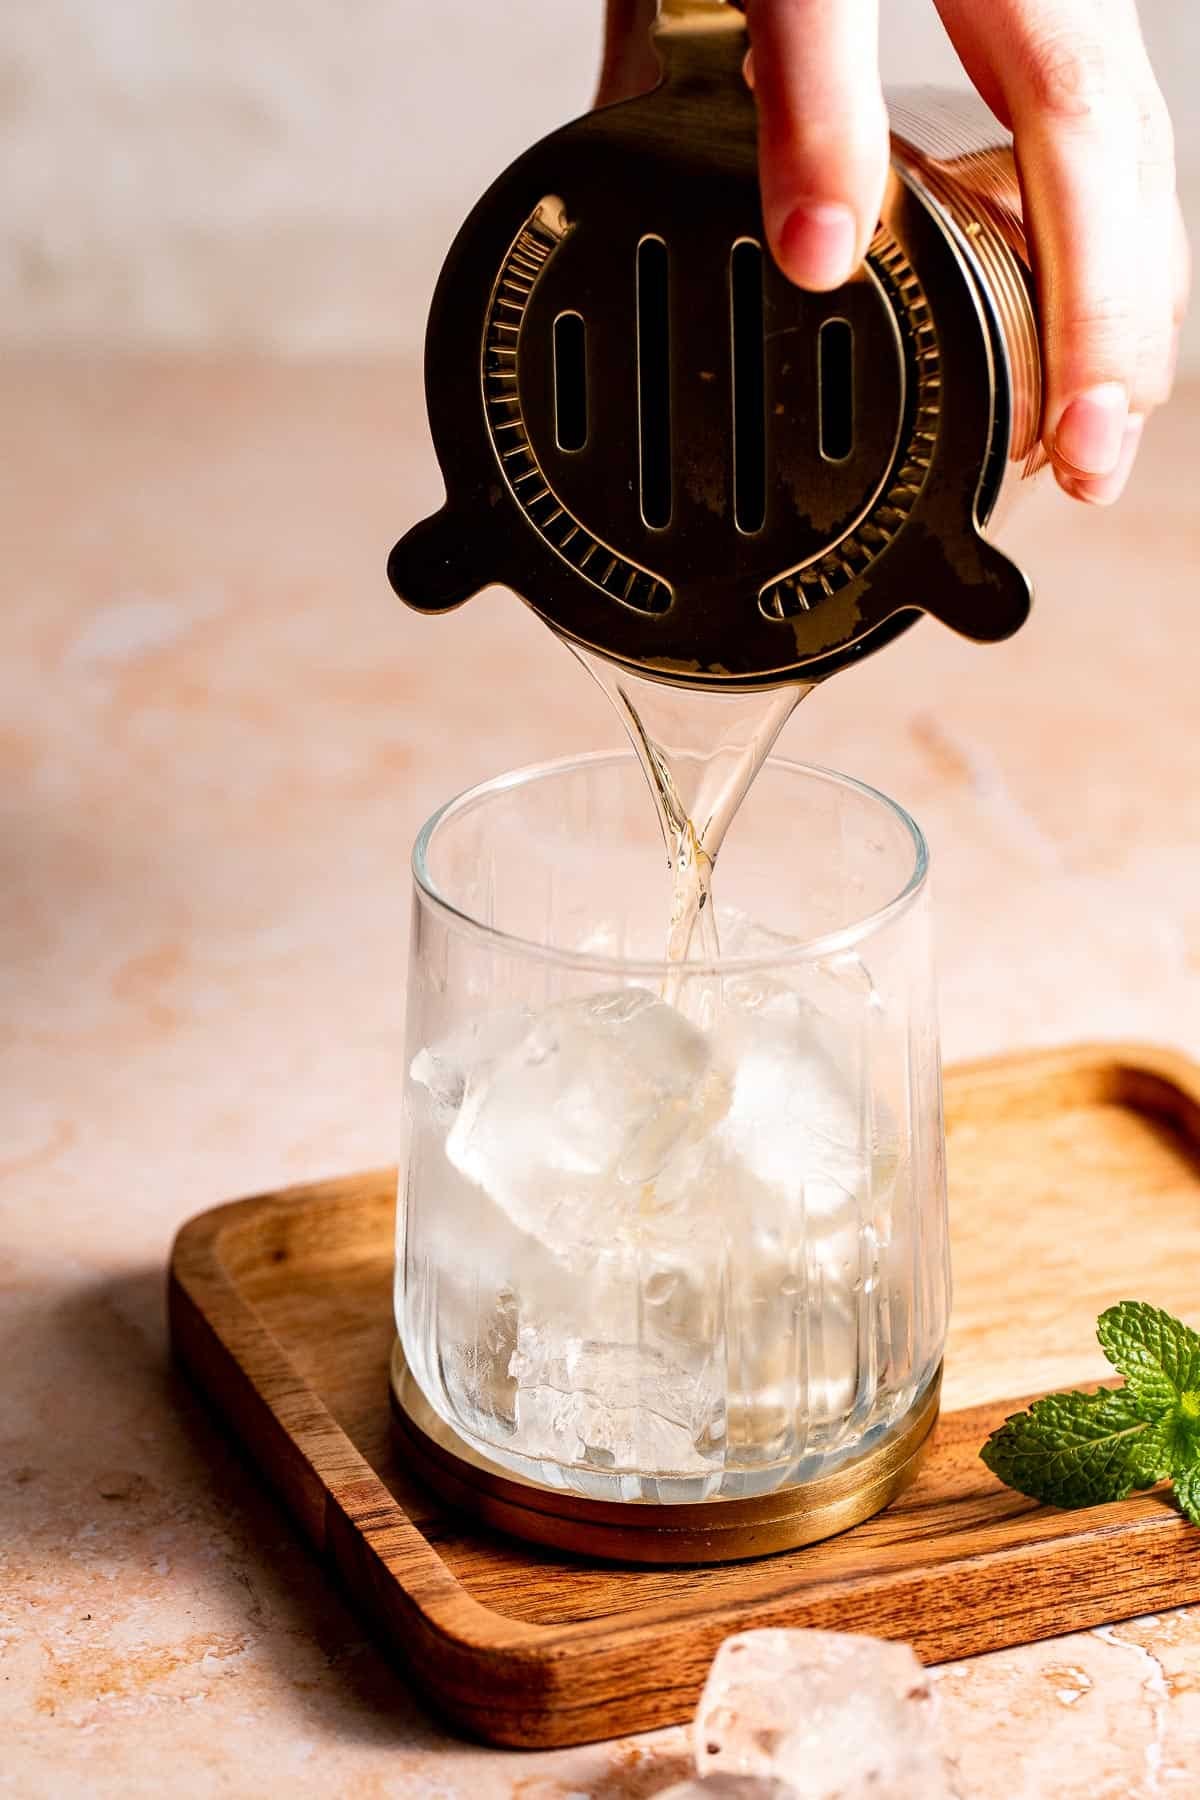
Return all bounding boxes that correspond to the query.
[598,0,1190,506]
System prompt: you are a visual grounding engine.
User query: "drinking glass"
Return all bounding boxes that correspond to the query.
[395,751,948,1505]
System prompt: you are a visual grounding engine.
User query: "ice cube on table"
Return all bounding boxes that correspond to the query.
[694,1630,957,1799]
[444,987,728,1252]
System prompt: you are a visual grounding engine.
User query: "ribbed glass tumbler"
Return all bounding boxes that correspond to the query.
[395,752,948,1506]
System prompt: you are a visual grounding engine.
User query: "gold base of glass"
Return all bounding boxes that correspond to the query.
[389,1341,941,1564]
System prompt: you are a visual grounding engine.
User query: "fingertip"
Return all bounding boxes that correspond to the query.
[745,0,886,294]
[1048,382,1129,480]
[776,202,859,292]
[1055,414,1144,506]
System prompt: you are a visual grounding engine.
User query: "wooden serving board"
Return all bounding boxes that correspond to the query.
[169,1045,1200,1749]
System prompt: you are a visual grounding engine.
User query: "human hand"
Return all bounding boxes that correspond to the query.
[598,0,1189,505]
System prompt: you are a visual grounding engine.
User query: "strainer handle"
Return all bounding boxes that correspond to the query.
[656,0,745,25]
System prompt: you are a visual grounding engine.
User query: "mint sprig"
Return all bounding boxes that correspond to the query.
[981,1301,1200,1521]
[1173,1464,1200,1526]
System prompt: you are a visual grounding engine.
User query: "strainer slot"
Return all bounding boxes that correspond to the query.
[636,236,672,530]
[818,317,855,463]
[730,239,766,534]
[553,311,588,453]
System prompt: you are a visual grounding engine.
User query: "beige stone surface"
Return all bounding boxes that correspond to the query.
[2,0,1198,365]
[3,352,1200,1795]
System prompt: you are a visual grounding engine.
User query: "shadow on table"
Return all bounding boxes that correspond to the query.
[7,1265,693,1787]
[7,1268,433,1744]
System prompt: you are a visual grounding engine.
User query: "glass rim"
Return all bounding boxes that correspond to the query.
[411,749,929,977]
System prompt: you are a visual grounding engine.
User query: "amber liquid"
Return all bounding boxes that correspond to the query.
[577,650,810,973]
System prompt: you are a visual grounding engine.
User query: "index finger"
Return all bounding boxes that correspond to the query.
[745,0,890,291]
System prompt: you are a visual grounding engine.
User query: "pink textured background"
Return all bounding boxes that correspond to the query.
[2,353,1199,1795]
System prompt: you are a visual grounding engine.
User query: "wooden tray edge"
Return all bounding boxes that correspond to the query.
[168,1188,566,1739]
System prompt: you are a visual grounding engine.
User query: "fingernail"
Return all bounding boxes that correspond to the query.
[1052,382,1129,478]
[1059,414,1144,506]
[777,203,858,291]
[743,49,755,90]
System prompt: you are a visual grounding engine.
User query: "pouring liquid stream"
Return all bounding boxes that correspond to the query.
[577,649,811,994]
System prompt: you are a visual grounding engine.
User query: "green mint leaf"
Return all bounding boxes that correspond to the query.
[981,1303,1200,1522]
[1173,1464,1200,1526]
[981,1387,1156,1509]
[1156,1399,1200,1476]
[1097,1301,1200,1419]
[1127,1413,1179,1486]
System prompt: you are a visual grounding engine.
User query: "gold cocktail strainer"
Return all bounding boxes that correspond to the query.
[388,0,1044,690]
